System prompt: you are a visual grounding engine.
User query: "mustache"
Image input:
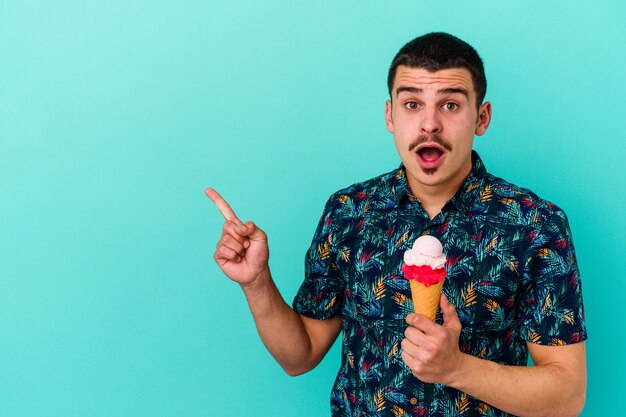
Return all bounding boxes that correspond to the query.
[408,134,453,152]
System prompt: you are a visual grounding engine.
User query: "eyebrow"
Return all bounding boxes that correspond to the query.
[395,86,469,99]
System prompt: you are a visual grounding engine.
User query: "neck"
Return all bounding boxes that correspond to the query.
[407,163,472,220]
[410,184,458,219]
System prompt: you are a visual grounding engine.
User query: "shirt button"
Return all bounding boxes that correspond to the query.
[410,397,417,405]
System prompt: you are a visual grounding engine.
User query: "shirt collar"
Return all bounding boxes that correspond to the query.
[390,151,487,212]
[448,151,488,212]
[390,166,412,205]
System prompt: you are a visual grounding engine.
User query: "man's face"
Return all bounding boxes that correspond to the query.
[385,66,491,198]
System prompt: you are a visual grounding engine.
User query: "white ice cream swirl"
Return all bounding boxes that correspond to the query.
[403,235,446,269]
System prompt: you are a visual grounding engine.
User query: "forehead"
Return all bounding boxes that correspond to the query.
[393,66,475,97]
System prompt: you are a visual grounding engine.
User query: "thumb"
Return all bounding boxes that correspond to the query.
[240,221,267,242]
[441,294,461,330]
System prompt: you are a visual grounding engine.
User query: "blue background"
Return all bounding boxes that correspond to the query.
[1,1,624,416]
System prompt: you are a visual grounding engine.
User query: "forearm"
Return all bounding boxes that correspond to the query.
[449,352,586,417]
[241,268,318,376]
[207,194,338,375]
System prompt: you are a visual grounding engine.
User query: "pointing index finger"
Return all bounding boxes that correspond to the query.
[205,187,243,225]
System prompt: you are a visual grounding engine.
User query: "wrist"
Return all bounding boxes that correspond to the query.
[444,351,473,389]
[240,267,272,294]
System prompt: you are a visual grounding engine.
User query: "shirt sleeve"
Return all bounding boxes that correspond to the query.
[519,207,587,345]
[292,195,344,320]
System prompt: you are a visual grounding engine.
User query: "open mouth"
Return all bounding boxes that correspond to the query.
[417,147,444,162]
[415,145,446,169]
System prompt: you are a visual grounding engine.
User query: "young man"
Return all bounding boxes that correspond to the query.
[207,33,587,417]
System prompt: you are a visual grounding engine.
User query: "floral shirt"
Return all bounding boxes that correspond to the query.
[293,152,587,417]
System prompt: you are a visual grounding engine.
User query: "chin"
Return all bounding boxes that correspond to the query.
[407,170,443,187]
[418,176,445,187]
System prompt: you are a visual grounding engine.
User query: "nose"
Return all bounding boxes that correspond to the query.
[419,107,442,134]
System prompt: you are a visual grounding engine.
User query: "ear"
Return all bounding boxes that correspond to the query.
[475,101,492,136]
[385,99,394,133]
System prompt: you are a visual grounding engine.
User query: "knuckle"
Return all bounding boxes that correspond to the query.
[431,338,444,351]
[231,236,244,247]
[218,246,232,258]
[225,221,238,235]
[214,250,226,262]
[424,341,439,355]
[224,231,244,244]
[400,338,409,350]
[433,330,446,343]
[401,339,413,354]
[404,327,414,339]
[410,362,424,376]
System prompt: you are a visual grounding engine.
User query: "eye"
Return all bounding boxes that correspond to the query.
[404,101,419,110]
[443,102,459,111]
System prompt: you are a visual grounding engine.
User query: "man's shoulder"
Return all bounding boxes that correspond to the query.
[482,172,568,227]
[331,167,400,198]
[319,168,402,219]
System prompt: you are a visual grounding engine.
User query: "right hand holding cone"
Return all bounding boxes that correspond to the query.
[402,294,464,385]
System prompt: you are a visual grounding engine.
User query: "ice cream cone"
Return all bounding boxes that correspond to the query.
[409,279,444,320]
[402,235,447,320]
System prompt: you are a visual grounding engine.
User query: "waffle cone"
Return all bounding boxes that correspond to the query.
[409,279,444,321]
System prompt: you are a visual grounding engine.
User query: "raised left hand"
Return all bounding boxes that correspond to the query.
[401,293,466,385]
